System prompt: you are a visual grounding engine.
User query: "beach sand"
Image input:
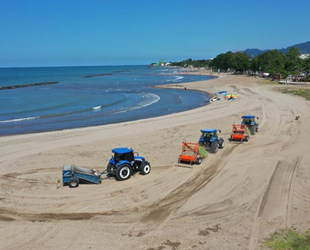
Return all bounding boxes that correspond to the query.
[1,73,310,250]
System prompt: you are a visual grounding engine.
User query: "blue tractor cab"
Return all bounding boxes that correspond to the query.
[199,128,224,153]
[107,147,151,181]
[241,115,259,135]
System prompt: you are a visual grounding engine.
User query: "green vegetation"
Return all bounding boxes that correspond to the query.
[169,58,212,68]
[170,47,310,80]
[264,229,310,250]
[280,88,310,100]
[261,79,278,85]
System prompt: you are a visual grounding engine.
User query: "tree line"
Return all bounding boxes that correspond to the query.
[170,47,310,80]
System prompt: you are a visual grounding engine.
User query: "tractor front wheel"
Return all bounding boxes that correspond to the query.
[210,141,219,153]
[116,165,132,181]
[218,138,225,148]
[69,177,79,188]
[140,162,151,175]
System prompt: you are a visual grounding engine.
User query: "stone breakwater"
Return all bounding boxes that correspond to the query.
[0,82,58,90]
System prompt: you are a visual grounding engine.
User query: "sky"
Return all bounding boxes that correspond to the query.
[0,0,309,67]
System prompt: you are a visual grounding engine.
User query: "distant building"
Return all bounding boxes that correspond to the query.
[300,54,309,59]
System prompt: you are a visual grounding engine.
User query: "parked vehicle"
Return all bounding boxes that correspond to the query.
[241,115,259,135]
[199,129,224,153]
[106,148,151,181]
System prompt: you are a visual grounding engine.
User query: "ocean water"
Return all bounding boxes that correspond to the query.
[0,65,213,136]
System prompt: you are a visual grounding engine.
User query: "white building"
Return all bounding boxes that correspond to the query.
[300,54,309,60]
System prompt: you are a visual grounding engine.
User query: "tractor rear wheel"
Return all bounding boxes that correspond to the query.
[140,162,151,175]
[250,125,255,135]
[196,156,202,165]
[210,141,219,153]
[116,165,132,181]
[69,177,79,188]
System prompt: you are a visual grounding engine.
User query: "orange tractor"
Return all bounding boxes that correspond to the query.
[178,142,206,165]
[229,124,249,142]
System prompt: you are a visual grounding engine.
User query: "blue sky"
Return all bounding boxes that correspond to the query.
[0,0,309,67]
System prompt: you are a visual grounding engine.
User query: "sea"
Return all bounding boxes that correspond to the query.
[0,65,213,136]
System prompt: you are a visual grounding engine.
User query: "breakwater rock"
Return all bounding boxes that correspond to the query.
[82,74,113,78]
[0,82,58,90]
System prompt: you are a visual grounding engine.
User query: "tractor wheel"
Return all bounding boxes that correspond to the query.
[250,125,255,135]
[210,141,219,153]
[256,126,259,132]
[218,138,225,149]
[196,156,202,165]
[244,136,249,142]
[140,162,151,175]
[116,165,132,181]
[69,177,79,188]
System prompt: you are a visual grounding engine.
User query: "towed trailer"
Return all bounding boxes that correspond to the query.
[63,165,105,188]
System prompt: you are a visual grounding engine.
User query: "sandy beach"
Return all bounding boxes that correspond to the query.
[1,73,310,250]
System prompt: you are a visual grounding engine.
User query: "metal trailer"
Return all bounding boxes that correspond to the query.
[178,142,203,165]
[63,165,102,188]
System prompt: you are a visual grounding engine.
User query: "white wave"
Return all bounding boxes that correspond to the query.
[92,106,101,110]
[114,93,160,114]
[165,75,184,82]
[0,116,39,123]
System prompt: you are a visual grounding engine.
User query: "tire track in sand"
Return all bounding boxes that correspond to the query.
[139,144,239,227]
[248,157,300,250]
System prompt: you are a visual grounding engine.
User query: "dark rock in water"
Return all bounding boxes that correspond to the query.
[0,82,58,90]
[82,73,113,78]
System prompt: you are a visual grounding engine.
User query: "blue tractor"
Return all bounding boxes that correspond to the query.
[106,148,151,181]
[199,129,225,153]
[241,115,259,135]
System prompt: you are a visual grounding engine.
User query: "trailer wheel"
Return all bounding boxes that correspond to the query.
[116,165,132,181]
[140,162,151,175]
[69,177,79,188]
[196,157,202,165]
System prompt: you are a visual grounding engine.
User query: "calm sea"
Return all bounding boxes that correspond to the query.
[0,65,212,135]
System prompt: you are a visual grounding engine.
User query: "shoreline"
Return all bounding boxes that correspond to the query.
[0,72,214,138]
